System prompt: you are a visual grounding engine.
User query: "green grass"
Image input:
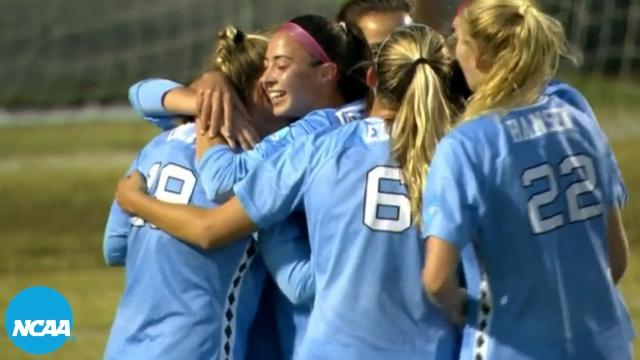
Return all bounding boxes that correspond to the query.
[0,270,123,360]
[558,72,640,122]
[0,120,638,358]
[0,121,158,159]
[0,121,157,359]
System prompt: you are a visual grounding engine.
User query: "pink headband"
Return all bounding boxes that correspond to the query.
[277,22,332,64]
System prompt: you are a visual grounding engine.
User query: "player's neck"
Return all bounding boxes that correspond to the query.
[369,100,395,121]
[316,91,345,110]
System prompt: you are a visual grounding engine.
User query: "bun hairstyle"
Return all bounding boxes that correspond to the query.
[209,26,270,105]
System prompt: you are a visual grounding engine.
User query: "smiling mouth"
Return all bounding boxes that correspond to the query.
[267,90,286,102]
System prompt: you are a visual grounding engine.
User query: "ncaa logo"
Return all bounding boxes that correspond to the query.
[4,286,74,354]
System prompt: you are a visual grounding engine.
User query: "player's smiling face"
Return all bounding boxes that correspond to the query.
[454,19,487,92]
[260,30,325,119]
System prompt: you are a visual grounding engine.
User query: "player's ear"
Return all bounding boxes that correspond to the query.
[366,66,377,89]
[475,48,492,73]
[318,62,339,83]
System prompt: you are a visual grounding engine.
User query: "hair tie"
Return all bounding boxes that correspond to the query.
[414,57,430,66]
[233,29,245,44]
[339,21,347,32]
[518,3,532,16]
[220,27,245,44]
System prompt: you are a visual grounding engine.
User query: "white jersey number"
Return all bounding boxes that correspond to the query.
[363,166,411,233]
[131,163,197,227]
[522,155,603,234]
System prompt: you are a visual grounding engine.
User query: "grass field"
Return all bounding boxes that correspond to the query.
[0,119,638,359]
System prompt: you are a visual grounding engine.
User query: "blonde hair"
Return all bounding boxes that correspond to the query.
[209,26,270,105]
[459,0,574,120]
[375,24,455,227]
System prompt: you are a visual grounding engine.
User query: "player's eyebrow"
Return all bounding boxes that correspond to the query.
[273,55,293,61]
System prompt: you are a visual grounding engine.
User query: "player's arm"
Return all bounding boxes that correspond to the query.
[128,74,246,118]
[588,111,630,284]
[161,86,198,115]
[196,132,288,202]
[115,134,315,249]
[116,180,255,249]
[197,112,330,202]
[128,75,232,119]
[607,207,629,285]
[423,236,465,325]
[421,135,483,325]
[129,73,257,149]
[102,201,130,266]
[258,220,315,305]
[129,78,184,115]
[102,158,141,266]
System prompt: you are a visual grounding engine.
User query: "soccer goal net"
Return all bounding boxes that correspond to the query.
[0,0,637,110]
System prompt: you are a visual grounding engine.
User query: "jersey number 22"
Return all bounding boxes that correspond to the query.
[522,154,603,234]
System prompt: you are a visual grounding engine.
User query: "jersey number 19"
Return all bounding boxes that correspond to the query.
[131,163,197,227]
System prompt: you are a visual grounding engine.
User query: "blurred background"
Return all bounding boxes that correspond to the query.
[0,0,637,358]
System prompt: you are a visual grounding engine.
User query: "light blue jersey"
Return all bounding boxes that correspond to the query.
[422,92,633,360]
[103,162,136,266]
[192,98,365,357]
[258,216,314,359]
[545,80,634,343]
[235,118,458,360]
[198,101,367,201]
[544,80,628,206]
[127,78,321,359]
[103,123,265,360]
[128,78,183,130]
[128,78,366,202]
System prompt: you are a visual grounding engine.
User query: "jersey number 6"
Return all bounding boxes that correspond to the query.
[363,166,411,233]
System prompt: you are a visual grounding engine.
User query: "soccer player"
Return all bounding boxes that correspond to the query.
[199,15,371,358]
[115,23,461,360]
[128,15,372,358]
[421,1,633,359]
[197,15,370,200]
[102,27,281,360]
[180,1,410,147]
[131,15,370,201]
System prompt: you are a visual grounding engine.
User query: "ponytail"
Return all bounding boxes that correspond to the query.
[375,24,455,227]
[391,62,453,226]
[460,0,576,120]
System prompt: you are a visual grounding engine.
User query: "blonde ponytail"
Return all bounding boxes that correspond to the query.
[460,0,576,120]
[375,25,455,227]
